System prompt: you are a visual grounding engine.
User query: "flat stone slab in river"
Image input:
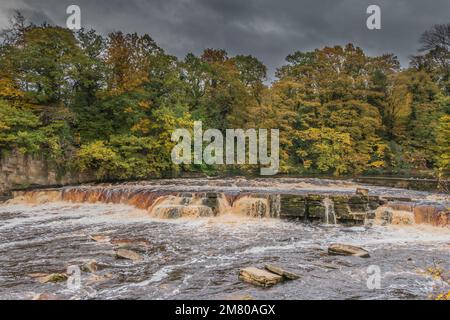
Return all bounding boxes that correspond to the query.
[36,273,68,283]
[239,267,283,287]
[32,293,59,300]
[81,259,98,273]
[115,249,143,262]
[328,243,370,258]
[264,264,300,280]
[89,235,111,243]
[356,188,369,196]
[86,273,114,285]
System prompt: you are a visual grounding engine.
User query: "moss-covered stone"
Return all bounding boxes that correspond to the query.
[334,204,351,217]
[368,201,382,210]
[37,273,68,283]
[306,194,324,202]
[280,195,306,218]
[348,195,367,204]
[348,203,367,212]
[307,204,325,219]
[330,195,349,203]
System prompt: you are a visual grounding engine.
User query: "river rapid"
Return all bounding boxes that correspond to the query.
[0,178,449,300]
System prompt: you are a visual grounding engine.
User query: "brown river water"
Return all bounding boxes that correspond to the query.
[0,178,449,300]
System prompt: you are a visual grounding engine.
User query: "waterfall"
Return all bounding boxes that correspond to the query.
[322,197,337,225]
[217,194,233,214]
[10,186,282,219]
[270,194,281,218]
[7,181,446,226]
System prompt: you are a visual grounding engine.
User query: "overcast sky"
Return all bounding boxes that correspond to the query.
[1,0,449,80]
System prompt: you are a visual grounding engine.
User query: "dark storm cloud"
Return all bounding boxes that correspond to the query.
[1,0,449,80]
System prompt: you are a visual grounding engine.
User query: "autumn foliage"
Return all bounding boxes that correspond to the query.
[0,13,448,180]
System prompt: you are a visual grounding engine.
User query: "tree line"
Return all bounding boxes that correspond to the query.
[0,13,448,180]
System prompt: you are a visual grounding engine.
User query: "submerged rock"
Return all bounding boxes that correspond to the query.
[37,273,68,283]
[356,188,369,197]
[264,264,300,280]
[328,243,370,258]
[86,273,113,285]
[239,267,283,287]
[32,293,59,300]
[81,260,98,273]
[89,235,111,243]
[181,205,214,217]
[115,249,143,262]
[153,205,184,218]
[111,238,151,248]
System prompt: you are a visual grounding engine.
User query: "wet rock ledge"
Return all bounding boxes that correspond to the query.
[279,193,385,224]
[7,186,450,226]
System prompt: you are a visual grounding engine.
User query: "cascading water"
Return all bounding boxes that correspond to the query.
[6,179,449,226]
[322,197,337,225]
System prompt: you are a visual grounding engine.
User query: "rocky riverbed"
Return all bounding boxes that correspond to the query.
[0,178,449,300]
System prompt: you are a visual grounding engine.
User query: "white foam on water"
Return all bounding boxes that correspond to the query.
[135,266,175,286]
